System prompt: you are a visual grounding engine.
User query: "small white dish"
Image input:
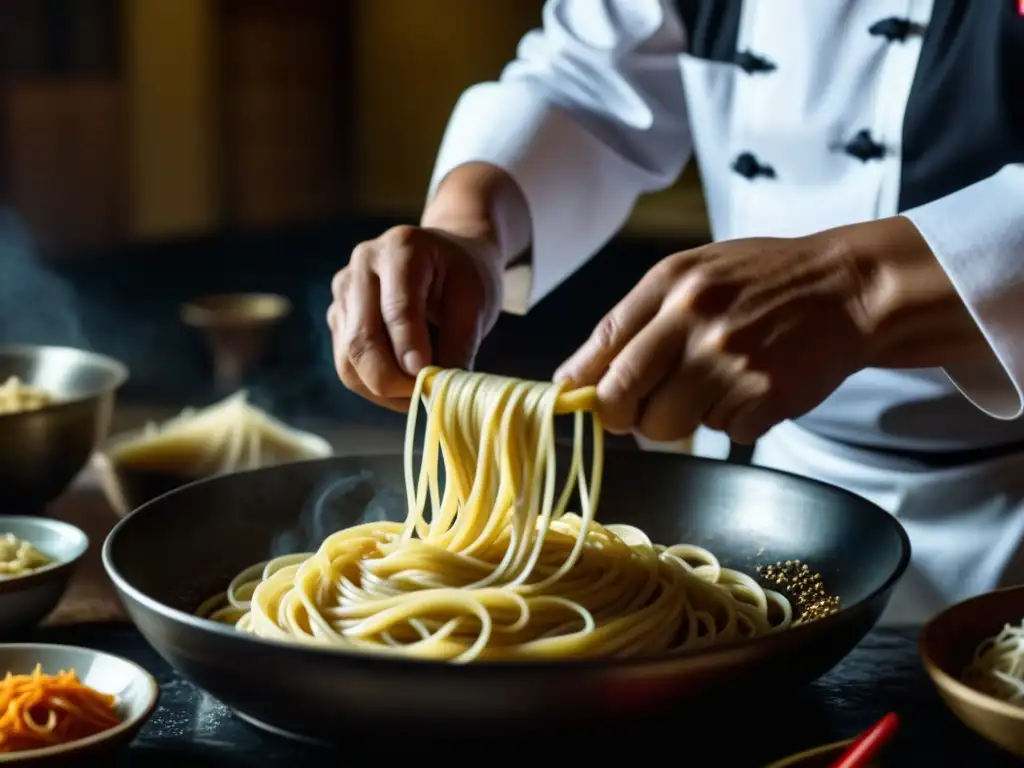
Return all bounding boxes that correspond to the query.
[0,643,159,764]
[0,517,88,636]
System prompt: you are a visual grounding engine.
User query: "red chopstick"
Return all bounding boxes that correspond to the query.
[829,712,901,768]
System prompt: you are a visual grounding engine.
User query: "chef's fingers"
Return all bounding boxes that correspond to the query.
[434,270,485,371]
[594,311,686,434]
[554,271,667,386]
[328,275,348,381]
[700,363,764,433]
[337,363,412,412]
[326,301,341,335]
[341,268,415,400]
[376,241,434,377]
[341,379,412,413]
[718,373,776,444]
[635,359,718,442]
[328,301,409,411]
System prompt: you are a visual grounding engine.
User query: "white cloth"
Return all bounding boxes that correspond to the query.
[753,421,1024,626]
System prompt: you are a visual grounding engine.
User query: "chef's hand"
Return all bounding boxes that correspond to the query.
[328,225,504,411]
[555,217,967,444]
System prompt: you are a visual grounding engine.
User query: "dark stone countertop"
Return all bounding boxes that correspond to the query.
[17,623,1021,767]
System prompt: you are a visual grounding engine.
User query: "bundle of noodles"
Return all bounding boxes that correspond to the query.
[109,391,330,478]
[963,619,1024,705]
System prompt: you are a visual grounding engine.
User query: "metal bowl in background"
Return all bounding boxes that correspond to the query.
[94,425,333,516]
[0,643,158,764]
[181,293,292,392]
[180,292,292,328]
[0,345,128,513]
[920,585,1024,760]
[0,516,89,636]
[103,452,910,743]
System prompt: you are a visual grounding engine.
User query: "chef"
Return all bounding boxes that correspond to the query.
[327,0,1024,625]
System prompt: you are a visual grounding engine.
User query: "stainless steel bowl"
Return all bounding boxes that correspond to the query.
[103,452,909,743]
[0,516,89,635]
[0,345,128,512]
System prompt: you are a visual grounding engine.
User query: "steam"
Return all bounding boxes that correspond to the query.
[268,469,406,558]
[0,206,411,453]
[0,211,90,349]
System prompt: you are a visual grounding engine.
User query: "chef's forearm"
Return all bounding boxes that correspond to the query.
[841,216,993,370]
[421,162,531,271]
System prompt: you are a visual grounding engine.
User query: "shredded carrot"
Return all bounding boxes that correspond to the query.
[0,665,121,753]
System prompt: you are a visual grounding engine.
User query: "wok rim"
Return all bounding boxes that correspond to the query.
[102,452,911,674]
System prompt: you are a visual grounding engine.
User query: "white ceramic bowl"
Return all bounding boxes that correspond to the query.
[0,517,88,636]
[0,643,158,763]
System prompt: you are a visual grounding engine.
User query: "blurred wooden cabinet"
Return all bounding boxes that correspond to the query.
[220,0,348,228]
[0,0,126,252]
[121,0,353,241]
[3,79,126,252]
[0,0,707,256]
[0,0,351,253]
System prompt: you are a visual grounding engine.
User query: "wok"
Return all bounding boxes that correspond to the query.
[103,450,909,743]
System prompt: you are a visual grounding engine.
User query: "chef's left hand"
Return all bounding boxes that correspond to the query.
[555,218,950,444]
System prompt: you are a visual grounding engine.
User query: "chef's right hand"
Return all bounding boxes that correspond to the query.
[328,225,504,412]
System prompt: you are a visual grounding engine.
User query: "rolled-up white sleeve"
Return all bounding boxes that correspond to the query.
[902,163,1024,420]
[428,0,692,314]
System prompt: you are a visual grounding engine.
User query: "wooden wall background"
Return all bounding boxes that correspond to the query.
[0,0,708,255]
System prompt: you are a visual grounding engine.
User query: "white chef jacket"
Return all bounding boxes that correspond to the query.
[426,0,1024,623]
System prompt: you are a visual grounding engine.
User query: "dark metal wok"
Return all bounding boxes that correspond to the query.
[102,450,909,743]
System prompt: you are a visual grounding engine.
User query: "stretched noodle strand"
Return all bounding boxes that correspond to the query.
[198,368,793,662]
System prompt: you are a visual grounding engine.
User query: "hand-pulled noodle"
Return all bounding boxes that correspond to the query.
[198,368,793,662]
